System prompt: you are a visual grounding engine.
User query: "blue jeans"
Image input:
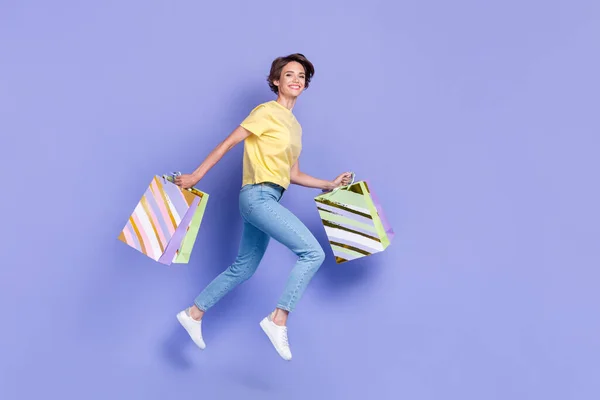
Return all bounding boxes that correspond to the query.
[194,182,326,313]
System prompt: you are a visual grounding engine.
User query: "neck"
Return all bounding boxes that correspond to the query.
[276,95,297,111]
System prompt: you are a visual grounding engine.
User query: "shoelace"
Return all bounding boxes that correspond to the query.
[280,328,289,347]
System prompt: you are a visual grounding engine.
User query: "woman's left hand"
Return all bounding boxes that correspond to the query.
[331,172,353,189]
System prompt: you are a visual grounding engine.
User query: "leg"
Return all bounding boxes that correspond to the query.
[176,218,269,350]
[193,219,270,312]
[249,186,325,361]
[246,187,326,316]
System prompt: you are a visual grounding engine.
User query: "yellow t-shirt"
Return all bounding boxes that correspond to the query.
[239,100,302,189]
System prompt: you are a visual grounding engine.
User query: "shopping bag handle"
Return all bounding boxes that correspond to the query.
[162,171,189,189]
[162,171,206,198]
[162,171,181,183]
[321,172,355,197]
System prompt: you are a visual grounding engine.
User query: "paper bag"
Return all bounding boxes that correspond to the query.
[314,175,393,264]
[118,173,209,265]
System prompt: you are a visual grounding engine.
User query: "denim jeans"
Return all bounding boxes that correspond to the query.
[194,182,326,313]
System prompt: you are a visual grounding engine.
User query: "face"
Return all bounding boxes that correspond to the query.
[274,61,306,98]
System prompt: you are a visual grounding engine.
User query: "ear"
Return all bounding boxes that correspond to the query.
[273,79,280,87]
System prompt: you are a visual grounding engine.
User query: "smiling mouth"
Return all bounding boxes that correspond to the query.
[289,85,301,90]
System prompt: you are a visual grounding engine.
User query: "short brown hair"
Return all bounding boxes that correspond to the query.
[267,53,315,94]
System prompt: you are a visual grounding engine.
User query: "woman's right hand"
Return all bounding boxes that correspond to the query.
[174,173,198,189]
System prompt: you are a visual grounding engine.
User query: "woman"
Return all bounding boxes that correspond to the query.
[174,53,352,361]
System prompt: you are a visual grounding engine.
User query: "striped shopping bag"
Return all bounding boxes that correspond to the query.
[314,174,394,264]
[118,173,209,265]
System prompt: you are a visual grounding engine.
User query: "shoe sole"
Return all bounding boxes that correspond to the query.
[177,312,206,350]
[260,317,292,361]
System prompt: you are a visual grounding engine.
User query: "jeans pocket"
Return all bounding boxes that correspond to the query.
[239,185,258,219]
[259,185,283,203]
[240,184,254,193]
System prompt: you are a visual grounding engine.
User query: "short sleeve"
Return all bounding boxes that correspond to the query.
[240,105,270,137]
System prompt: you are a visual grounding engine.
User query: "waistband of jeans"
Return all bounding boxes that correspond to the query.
[258,182,284,191]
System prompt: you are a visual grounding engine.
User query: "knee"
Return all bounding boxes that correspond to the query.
[315,246,326,265]
[303,244,326,266]
[226,261,258,282]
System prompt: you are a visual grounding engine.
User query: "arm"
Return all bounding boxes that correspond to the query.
[290,159,350,191]
[176,125,252,188]
[191,125,251,180]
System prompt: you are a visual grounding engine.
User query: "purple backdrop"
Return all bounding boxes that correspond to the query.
[1,1,599,399]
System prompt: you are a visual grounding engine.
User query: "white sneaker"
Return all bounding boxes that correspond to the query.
[260,313,292,361]
[176,308,206,350]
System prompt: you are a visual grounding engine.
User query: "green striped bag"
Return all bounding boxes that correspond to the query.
[314,174,394,264]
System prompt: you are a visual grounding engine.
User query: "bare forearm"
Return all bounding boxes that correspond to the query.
[291,171,335,191]
[191,140,231,181]
[190,125,252,182]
